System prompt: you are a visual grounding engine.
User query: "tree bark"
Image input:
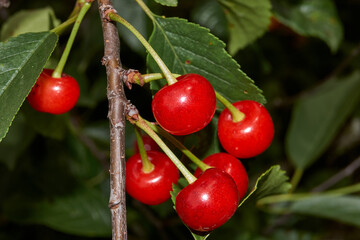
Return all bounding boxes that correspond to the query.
[98,1,127,239]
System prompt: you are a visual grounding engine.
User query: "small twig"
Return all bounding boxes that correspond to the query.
[98,0,128,239]
[312,156,360,192]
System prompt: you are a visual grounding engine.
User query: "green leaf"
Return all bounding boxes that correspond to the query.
[272,0,343,52]
[0,32,58,142]
[0,112,35,169]
[290,195,360,227]
[218,0,272,55]
[190,232,210,240]
[153,0,178,7]
[0,7,60,41]
[3,187,111,237]
[191,0,228,39]
[21,103,68,140]
[286,72,360,169]
[170,183,181,206]
[147,16,266,107]
[239,165,291,207]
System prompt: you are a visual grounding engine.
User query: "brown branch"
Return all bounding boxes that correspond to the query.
[98,1,127,239]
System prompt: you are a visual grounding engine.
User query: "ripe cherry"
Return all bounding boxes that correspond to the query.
[194,153,248,200]
[151,73,216,135]
[27,69,80,114]
[126,151,179,205]
[218,100,274,158]
[134,135,160,153]
[175,168,239,232]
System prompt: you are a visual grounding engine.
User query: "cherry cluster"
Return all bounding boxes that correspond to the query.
[126,73,274,233]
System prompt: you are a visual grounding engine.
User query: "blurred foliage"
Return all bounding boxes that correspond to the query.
[0,0,360,239]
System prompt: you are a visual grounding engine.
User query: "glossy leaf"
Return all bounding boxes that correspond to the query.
[272,0,343,52]
[0,32,58,141]
[0,7,60,41]
[218,0,272,55]
[3,187,111,237]
[147,16,266,107]
[286,72,360,169]
[239,165,291,207]
[290,195,360,227]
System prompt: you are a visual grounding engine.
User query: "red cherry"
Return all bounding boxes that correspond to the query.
[194,153,248,200]
[175,168,239,232]
[218,100,274,158]
[126,151,179,205]
[151,73,216,135]
[27,69,80,114]
[134,135,160,153]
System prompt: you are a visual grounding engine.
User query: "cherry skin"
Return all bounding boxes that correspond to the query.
[218,100,274,158]
[126,150,179,205]
[151,73,216,135]
[175,168,239,232]
[194,153,248,200]
[134,135,160,153]
[27,69,80,114]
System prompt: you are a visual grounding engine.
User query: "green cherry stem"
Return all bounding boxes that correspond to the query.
[108,12,177,85]
[144,120,210,172]
[51,15,78,36]
[134,116,197,184]
[134,126,154,173]
[52,1,92,78]
[51,0,85,35]
[215,91,245,122]
[290,168,304,193]
[135,0,154,21]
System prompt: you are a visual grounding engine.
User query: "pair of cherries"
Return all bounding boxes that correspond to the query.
[127,137,248,232]
[151,73,274,159]
[128,142,250,233]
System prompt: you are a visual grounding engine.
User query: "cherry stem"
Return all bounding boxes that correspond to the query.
[51,0,84,35]
[52,0,92,78]
[257,182,360,211]
[215,91,245,122]
[144,120,210,172]
[134,116,197,184]
[108,12,177,85]
[134,126,154,173]
[51,15,78,36]
[290,168,304,193]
